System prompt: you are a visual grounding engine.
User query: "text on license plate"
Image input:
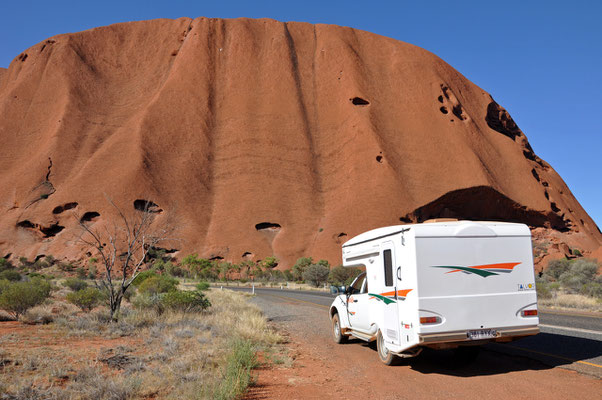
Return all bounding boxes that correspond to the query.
[467,329,497,340]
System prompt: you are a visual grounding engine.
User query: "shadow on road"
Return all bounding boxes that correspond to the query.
[352,332,601,377]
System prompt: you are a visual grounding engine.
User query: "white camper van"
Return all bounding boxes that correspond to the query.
[329,220,539,364]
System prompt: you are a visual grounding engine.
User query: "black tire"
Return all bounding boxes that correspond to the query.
[376,330,397,365]
[332,313,348,344]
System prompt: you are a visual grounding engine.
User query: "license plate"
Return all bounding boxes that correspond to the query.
[467,329,497,340]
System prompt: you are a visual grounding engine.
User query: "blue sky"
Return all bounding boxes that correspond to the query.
[1,1,600,227]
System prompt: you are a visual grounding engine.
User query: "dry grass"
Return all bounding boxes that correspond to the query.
[0,289,282,399]
[538,292,602,312]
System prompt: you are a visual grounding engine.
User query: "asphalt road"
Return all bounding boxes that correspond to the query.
[227,286,602,378]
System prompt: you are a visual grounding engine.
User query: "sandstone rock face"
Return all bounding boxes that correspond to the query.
[0,18,600,268]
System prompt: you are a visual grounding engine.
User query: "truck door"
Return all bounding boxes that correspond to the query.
[347,273,371,332]
[381,241,401,345]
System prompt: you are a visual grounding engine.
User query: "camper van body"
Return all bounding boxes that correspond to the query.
[329,221,539,360]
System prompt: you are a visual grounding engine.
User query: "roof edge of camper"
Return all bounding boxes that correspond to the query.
[342,228,410,248]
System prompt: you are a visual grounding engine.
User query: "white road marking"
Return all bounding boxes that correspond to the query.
[539,324,602,336]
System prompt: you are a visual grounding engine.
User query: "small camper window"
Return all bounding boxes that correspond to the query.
[383,249,393,287]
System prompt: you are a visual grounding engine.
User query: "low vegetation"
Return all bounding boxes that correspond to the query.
[536,258,601,311]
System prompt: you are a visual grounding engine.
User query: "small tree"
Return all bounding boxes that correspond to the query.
[302,263,330,287]
[76,197,177,321]
[293,257,313,281]
[261,256,279,280]
[62,278,88,291]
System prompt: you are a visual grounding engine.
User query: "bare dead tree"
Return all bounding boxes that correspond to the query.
[76,196,177,321]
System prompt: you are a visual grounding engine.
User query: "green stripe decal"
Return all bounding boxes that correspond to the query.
[368,293,396,304]
[431,265,498,277]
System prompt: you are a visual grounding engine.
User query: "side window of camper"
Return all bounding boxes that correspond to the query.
[383,249,393,287]
[349,273,366,294]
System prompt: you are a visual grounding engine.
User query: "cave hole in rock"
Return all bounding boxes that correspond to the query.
[376,155,383,163]
[18,53,28,62]
[531,169,540,182]
[550,202,561,213]
[437,95,444,103]
[53,202,78,214]
[486,100,521,140]
[80,211,100,223]
[4,253,12,260]
[580,219,584,225]
[350,97,370,106]
[133,199,162,213]
[17,220,36,229]
[452,105,465,120]
[35,254,45,262]
[440,106,448,114]
[544,190,549,200]
[337,233,347,238]
[399,216,413,223]
[404,185,569,231]
[255,222,281,231]
[242,252,254,258]
[40,223,64,238]
[209,256,224,261]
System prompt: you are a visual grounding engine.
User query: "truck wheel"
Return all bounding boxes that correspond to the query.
[332,313,347,344]
[376,330,397,365]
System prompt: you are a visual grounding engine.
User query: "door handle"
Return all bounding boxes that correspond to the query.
[353,299,358,303]
[397,266,402,281]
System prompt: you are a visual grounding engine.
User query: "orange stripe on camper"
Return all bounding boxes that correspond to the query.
[445,262,520,274]
[379,289,413,298]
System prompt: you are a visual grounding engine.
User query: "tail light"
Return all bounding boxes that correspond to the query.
[521,309,538,317]
[420,316,441,324]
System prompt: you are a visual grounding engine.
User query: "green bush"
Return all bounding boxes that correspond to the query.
[132,293,164,313]
[545,259,571,280]
[62,278,88,292]
[166,263,187,278]
[137,275,178,295]
[580,282,602,299]
[292,257,313,281]
[0,258,13,272]
[302,263,330,287]
[66,288,103,312]
[161,290,211,312]
[214,339,257,399]
[0,270,21,282]
[0,279,10,295]
[196,281,210,291]
[558,259,598,292]
[131,270,159,287]
[283,269,294,281]
[328,265,362,286]
[0,279,51,319]
[536,282,553,300]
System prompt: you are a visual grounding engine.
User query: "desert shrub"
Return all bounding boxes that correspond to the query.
[536,282,553,300]
[131,270,159,287]
[214,339,257,400]
[21,307,54,324]
[283,269,294,281]
[0,258,13,272]
[166,263,187,278]
[302,263,330,287]
[239,278,248,284]
[558,259,598,292]
[196,281,210,291]
[132,293,164,313]
[0,269,21,281]
[87,265,97,279]
[580,282,602,299]
[545,258,571,280]
[66,287,103,312]
[182,254,214,279]
[62,277,88,292]
[161,290,211,312]
[328,265,362,286]
[0,279,10,295]
[75,267,87,279]
[0,279,51,319]
[137,275,178,295]
[292,257,313,281]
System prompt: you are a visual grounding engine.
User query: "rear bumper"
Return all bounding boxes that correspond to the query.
[418,325,539,345]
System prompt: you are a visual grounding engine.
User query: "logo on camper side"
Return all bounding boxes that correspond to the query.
[431,262,520,278]
[369,289,413,304]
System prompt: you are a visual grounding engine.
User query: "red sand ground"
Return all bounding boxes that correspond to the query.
[0,18,600,268]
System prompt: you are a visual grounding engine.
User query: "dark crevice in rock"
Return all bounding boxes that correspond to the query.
[242,252,254,258]
[133,199,162,213]
[17,220,36,229]
[40,223,64,238]
[531,169,540,182]
[209,255,224,261]
[440,106,448,114]
[399,217,412,223]
[34,254,45,262]
[80,211,100,223]
[485,100,522,140]
[376,155,383,163]
[52,202,78,214]
[255,222,281,231]
[350,97,370,106]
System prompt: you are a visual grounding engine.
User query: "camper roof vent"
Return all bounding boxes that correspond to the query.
[453,222,497,237]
